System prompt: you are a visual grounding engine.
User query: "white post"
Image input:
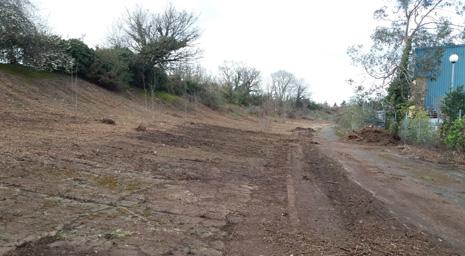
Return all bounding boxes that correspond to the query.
[452,62,456,89]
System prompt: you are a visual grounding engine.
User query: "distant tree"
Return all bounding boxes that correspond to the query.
[293,79,309,108]
[109,5,200,99]
[349,0,465,131]
[219,61,261,105]
[307,100,323,111]
[0,0,36,64]
[270,70,297,102]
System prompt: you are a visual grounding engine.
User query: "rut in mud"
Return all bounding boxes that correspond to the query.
[1,121,461,255]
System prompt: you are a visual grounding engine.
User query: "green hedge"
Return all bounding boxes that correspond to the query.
[443,118,465,151]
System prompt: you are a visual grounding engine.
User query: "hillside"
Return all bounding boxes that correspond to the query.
[0,65,312,135]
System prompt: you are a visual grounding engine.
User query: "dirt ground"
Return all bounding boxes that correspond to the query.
[319,126,465,254]
[0,72,464,255]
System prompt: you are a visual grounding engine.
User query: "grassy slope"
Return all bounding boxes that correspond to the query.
[0,64,56,80]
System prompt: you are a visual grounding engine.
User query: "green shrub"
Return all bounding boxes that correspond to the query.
[64,39,96,78]
[442,86,465,123]
[165,75,202,96]
[307,100,323,111]
[443,118,465,151]
[87,47,134,91]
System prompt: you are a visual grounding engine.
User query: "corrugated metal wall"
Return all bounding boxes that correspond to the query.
[416,45,465,111]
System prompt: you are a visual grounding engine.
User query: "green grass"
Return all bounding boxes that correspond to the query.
[0,64,55,79]
[155,91,179,103]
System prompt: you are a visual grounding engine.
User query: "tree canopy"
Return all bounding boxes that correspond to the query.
[109,5,200,69]
[0,0,37,64]
[349,0,465,87]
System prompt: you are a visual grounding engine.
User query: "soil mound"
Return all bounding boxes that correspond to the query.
[348,127,400,146]
[291,127,315,136]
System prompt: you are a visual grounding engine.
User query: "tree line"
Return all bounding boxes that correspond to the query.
[0,0,319,115]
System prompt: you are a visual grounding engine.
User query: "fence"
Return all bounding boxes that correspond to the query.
[399,112,441,146]
[336,104,446,146]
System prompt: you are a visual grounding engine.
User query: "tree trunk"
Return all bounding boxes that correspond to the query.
[398,38,413,100]
[386,37,413,133]
[7,48,17,64]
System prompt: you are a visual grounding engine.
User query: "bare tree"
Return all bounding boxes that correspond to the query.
[219,61,261,105]
[270,70,297,102]
[109,4,200,69]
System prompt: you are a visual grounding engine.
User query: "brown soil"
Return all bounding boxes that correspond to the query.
[348,127,400,145]
[0,71,462,255]
[397,144,465,167]
[319,126,465,254]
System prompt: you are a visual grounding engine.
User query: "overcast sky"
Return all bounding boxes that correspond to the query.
[36,0,384,104]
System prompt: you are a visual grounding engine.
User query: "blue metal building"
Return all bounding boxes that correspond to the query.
[415,44,465,112]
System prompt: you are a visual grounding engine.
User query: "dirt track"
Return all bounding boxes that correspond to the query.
[318,126,465,253]
[1,113,463,255]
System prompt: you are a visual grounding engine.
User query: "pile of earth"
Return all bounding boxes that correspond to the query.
[347,127,400,146]
[291,127,315,136]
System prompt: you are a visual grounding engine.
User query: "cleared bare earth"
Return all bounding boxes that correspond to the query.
[0,71,463,255]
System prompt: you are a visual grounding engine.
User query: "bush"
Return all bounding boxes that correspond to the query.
[87,47,134,91]
[165,72,225,110]
[198,84,224,110]
[442,86,465,123]
[64,39,96,78]
[399,110,439,145]
[307,100,323,111]
[336,104,379,131]
[443,118,465,151]
[23,34,75,73]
